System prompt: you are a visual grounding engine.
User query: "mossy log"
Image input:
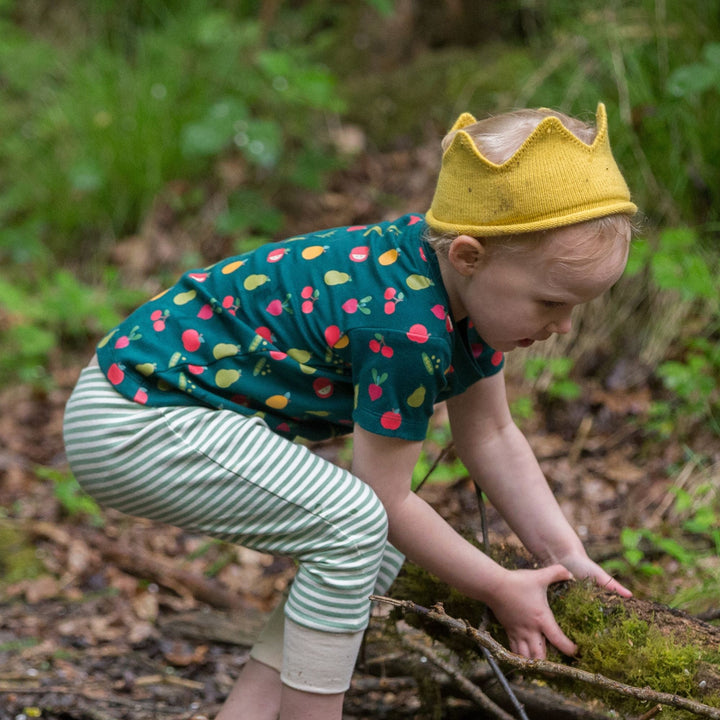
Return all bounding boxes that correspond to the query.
[379,561,720,719]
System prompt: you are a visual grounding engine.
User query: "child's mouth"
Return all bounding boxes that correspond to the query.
[517,339,535,348]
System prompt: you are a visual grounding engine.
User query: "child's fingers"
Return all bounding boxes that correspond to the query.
[543,619,578,657]
[598,574,633,598]
[539,562,574,586]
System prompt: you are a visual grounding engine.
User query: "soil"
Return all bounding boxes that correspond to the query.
[1,144,718,720]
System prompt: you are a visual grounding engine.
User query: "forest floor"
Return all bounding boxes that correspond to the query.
[0,144,717,720]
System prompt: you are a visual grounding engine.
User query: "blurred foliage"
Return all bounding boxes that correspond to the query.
[0,0,719,444]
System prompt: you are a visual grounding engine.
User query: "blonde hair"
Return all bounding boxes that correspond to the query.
[426,107,634,265]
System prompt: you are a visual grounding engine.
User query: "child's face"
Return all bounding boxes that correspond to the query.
[446,224,629,353]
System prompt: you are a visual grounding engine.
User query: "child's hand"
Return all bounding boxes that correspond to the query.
[487,564,577,660]
[558,553,633,598]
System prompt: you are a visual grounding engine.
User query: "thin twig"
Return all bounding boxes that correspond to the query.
[413,442,455,493]
[401,634,516,720]
[475,485,531,720]
[370,595,720,720]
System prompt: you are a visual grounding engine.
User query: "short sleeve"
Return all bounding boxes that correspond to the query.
[349,327,452,441]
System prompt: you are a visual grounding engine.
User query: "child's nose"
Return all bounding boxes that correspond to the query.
[547,314,572,335]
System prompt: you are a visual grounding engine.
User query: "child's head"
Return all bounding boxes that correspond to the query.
[423,103,637,350]
[424,103,637,351]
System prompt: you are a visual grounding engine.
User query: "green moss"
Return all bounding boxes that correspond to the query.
[0,524,46,584]
[549,581,718,718]
[390,562,719,718]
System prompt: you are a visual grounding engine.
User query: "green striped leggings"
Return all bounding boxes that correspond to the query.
[63,362,404,638]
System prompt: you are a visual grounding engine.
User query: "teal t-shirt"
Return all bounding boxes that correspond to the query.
[96,214,504,441]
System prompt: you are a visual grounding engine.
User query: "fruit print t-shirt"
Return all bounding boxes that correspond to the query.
[96,214,504,442]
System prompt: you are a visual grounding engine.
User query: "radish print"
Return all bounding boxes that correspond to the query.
[266,294,293,317]
[342,296,372,315]
[368,369,387,401]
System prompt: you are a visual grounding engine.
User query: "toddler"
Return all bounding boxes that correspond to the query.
[64,101,637,720]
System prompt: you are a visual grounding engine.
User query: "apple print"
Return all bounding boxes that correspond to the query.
[349,246,370,262]
[134,388,149,404]
[107,363,125,386]
[181,328,203,352]
[492,351,503,367]
[197,304,215,320]
[347,225,368,232]
[431,304,446,320]
[267,300,283,316]
[408,215,422,225]
[380,409,402,431]
[188,364,205,375]
[324,325,342,347]
[471,342,484,358]
[269,350,287,361]
[256,326,273,342]
[188,272,208,282]
[267,247,289,263]
[313,377,334,399]
[407,324,430,343]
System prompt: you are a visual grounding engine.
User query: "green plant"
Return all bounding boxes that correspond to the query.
[35,466,103,522]
[0,269,144,387]
[606,451,720,612]
[411,423,466,491]
[523,356,581,401]
[0,4,346,264]
[626,228,720,440]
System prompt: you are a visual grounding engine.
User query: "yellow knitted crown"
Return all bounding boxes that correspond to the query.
[425,102,637,236]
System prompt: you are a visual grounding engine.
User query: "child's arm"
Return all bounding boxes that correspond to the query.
[446,371,632,598]
[352,424,577,659]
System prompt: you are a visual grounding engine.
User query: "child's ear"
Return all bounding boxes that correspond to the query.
[447,235,486,276]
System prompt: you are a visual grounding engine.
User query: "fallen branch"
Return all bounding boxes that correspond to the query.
[400,634,516,720]
[372,595,720,719]
[27,520,241,609]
